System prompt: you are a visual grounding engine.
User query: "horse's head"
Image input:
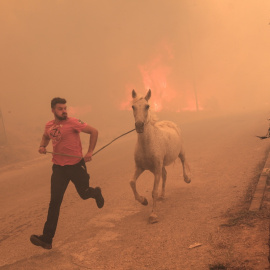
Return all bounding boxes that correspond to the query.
[131,89,151,133]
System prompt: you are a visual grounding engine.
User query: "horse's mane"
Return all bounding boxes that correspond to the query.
[132,96,144,103]
[148,109,158,124]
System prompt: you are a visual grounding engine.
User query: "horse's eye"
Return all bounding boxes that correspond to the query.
[146,105,150,110]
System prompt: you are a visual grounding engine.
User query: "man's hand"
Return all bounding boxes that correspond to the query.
[81,125,98,162]
[84,151,93,162]
[39,146,47,154]
[39,134,50,154]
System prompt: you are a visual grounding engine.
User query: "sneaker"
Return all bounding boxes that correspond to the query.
[30,234,52,249]
[94,187,104,208]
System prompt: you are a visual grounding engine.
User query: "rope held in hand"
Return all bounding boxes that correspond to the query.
[46,128,136,158]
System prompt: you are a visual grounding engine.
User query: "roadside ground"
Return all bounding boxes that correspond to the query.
[208,148,270,270]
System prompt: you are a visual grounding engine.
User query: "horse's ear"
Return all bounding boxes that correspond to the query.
[132,89,137,99]
[145,89,151,101]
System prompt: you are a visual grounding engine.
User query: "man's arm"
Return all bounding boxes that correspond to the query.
[81,125,98,162]
[38,133,50,154]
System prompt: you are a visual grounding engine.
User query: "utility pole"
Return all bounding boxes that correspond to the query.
[0,107,7,145]
[185,2,199,112]
[186,27,199,112]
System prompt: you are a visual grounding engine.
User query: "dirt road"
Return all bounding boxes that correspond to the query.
[0,111,269,270]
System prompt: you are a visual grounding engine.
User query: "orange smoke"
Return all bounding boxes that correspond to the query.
[69,105,92,117]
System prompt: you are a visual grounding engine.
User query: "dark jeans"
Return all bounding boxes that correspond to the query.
[43,159,95,239]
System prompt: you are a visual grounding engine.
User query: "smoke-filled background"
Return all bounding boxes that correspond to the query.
[1,0,270,165]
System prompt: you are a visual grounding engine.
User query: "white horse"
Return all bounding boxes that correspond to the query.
[130,89,191,223]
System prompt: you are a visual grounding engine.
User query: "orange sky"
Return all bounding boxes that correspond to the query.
[1,0,270,128]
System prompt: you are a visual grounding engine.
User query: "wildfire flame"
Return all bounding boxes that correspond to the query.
[120,41,203,112]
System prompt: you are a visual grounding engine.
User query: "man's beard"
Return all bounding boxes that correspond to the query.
[55,113,67,121]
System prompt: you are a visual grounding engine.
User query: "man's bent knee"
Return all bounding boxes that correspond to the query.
[78,187,94,200]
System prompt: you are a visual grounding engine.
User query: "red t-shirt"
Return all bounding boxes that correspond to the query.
[45,117,87,166]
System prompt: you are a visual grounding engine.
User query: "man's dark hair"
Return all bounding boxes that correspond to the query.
[51,97,66,109]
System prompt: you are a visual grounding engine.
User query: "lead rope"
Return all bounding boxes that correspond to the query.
[46,128,136,158]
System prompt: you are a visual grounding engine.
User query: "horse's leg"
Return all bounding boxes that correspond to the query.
[129,167,148,206]
[158,167,167,200]
[178,150,191,183]
[149,168,162,224]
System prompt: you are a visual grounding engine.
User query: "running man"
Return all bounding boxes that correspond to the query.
[30,97,104,249]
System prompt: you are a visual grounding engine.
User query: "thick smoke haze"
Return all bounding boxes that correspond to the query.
[1,0,270,157]
[1,3,270,266]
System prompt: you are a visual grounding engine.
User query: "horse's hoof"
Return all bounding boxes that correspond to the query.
[157,196,165,201]
[184,177,191,184]
[149,213,158,224]
[141,198,148,206]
